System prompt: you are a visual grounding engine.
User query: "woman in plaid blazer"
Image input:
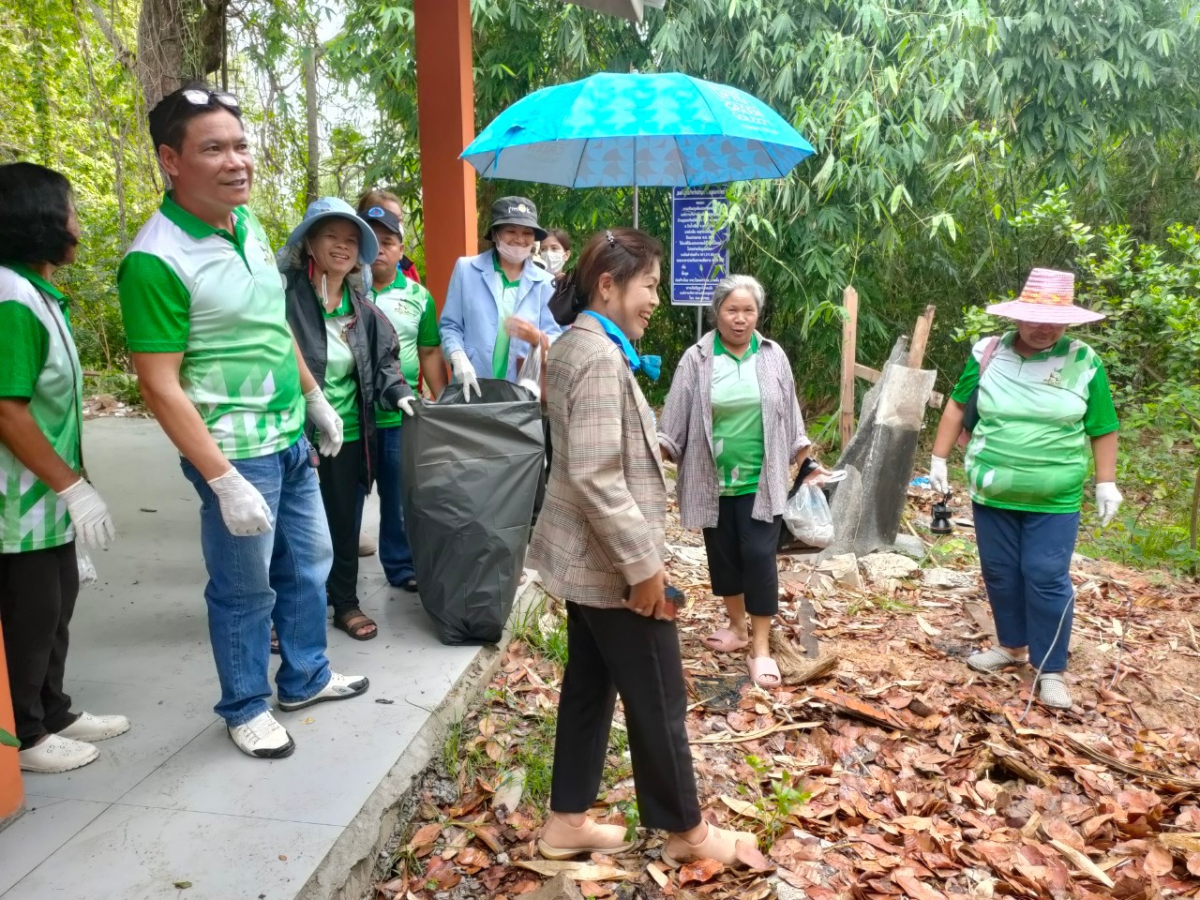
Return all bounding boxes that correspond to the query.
[529,229,757,869]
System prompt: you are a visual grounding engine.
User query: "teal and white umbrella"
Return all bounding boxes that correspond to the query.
[461,72,814,199]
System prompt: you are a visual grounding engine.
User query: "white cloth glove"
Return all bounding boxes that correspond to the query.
[304,387,343,457]
[59,478,116,549]
[449,350,481,402]
[207,469,273,536]
[76,547,98,586]
[929,456,950,495]
[1095,482,1123,527]
[397,396,415,416]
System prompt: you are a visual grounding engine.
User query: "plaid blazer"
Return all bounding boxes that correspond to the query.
[528,315,667,609]
[659,331,809,530]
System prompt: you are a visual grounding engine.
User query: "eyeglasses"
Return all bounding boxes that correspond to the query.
[180,89,241,113]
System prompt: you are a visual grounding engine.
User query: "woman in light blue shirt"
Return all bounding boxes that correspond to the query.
[440,196,561,398]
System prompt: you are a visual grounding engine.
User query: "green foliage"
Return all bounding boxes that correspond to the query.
[744,754,811,844]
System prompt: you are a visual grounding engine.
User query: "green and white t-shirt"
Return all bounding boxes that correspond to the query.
[320,287,361,443]
[371,272,440,428]
[492,253,519,380]
[118,194,304,460]
[951,332,1119,513]
[0,264,83,553]
[711,333,765,496]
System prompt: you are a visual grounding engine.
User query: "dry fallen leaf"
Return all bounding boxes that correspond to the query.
[678,858,723,885]
[514,860,636,881]
[734,842,776,872]
[915,615,941,636]
[409,822,441,853]
[646,862,669,888]
[456,846,491,873]
[1143,844,1175,877]
[719,794,770,823]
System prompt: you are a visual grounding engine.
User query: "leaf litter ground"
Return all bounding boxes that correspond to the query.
[370,490,1200,900]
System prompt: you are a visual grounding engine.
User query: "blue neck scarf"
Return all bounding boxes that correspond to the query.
[580,311,661,381]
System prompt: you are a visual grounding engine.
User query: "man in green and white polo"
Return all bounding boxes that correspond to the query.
[0,162,126,775]
[117,84,368,760]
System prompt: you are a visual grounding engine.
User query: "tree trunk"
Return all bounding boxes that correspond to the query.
[304,36,321,206]
[135,0,230,110]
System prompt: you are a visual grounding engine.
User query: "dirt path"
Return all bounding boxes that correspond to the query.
[368,497,1200,900]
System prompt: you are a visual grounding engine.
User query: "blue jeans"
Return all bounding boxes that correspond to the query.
[972,502,1080,673]
[356,424,415,585]
[182,438,333,726]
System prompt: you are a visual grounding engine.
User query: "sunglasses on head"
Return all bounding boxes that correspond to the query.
[180,89,241,113]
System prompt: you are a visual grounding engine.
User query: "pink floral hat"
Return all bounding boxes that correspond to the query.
[986,268,1105,324]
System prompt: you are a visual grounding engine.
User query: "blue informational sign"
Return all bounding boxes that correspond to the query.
[671,187,729,306]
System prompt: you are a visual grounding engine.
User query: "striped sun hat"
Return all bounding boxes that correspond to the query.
[986,268,1105,324]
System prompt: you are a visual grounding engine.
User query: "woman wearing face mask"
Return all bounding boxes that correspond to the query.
[280,198,414,642]
[538,228,572,284]
[929,268,1121,710]
[440,197,562,401]
[530,229,758,868]
[659,275,816,691]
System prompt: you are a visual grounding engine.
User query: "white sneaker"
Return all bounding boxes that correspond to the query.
[277,673,369,712]
[18,734,99,773]
[57,711,130,742]
[228,711,295,759]
[358,534,377,556]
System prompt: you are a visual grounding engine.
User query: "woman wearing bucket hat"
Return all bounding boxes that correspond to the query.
[439,196,562,401]
[928,268,1121,710]
[280,197,415,643]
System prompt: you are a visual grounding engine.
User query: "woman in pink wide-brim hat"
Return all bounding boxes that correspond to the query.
[927,268,1122,711]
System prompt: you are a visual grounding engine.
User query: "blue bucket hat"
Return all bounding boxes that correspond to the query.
[284,197,379,266]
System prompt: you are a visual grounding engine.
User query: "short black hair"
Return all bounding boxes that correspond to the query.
[149,81,244,153]
[0,162,77,266]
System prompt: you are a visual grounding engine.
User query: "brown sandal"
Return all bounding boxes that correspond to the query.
[333,608,378,641]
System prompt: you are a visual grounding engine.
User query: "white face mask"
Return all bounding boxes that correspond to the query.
[543,249,565,273]
[496,240,533,265]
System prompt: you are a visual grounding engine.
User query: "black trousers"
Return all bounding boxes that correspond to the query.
[702,493,783,616]
[551,602,702,832]
[532,417,551,525]
[317,438,363,615]
[0,543,80,749]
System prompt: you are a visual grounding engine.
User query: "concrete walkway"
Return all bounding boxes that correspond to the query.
[0,420,498,900]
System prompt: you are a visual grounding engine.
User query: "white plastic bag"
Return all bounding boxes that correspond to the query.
[784,482,834,548]
[76,547,97,587]
[515,335,547,401]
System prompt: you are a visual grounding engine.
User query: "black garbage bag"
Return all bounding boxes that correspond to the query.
[401,379,544,645]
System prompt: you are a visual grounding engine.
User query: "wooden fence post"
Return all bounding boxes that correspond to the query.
[839,286,859,449]
[908,305,937,368]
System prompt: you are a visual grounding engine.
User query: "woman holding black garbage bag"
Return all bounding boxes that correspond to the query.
[529,228,757,868]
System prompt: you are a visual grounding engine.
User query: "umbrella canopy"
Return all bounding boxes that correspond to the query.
[567,0,666,23]
[461,72,814,188]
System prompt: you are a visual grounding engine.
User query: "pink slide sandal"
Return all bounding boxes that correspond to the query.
[703,628,749,653]
[748,656,781,689]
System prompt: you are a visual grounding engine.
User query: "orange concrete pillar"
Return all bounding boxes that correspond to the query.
[414,0,479,312]
[0,631,24,825]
